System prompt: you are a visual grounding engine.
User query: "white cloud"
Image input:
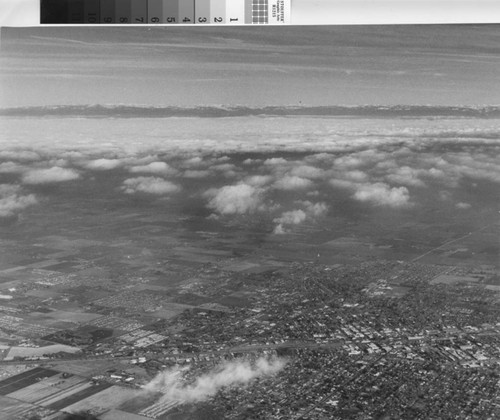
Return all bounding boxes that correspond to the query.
[439,191,453,201]
[48,158,69,168]
[273,224,286,235]
[333,155,364,169]
[418,152,500,186]
[343,170,369,182]
[352,182,411,208]
[375,160,398,171]
[333,150,388,170]
[329,179,358,190]
[301,200,329,217]
[183,170,212,179]
[210,163,239,178]
[274,176,313,191]
[22,167,80,184]
[0,185,20,196]
[182,156,204,168]
[304,153,335,164]
[0,184,37,217]
[0,150,40,162]
[328,170,369,191]
[222,171,239,178]
[242,158,262,165]
[273,201,328,234]
[0,162,26,173]
[129,161,177,175]
[214,156,230,163]
[289,165,325,179]
[244,175,274,187]
[456,202,471,209]
[85,158,122,171]
[144,357,286,404]
[385,166,426,187]
[206,184,264,215]
[211,163,236,172]
[122,177,180,195]
[274,209,307,226]
[426,167,447,179]
[264,158,288,166]
[60,151,86,160]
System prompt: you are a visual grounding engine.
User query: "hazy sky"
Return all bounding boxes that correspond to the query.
[1,25,499,107]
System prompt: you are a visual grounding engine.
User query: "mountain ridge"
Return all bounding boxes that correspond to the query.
[1,104,499,118]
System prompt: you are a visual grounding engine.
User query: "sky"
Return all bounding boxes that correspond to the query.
[1,0,499,26]
[1,24,500,107]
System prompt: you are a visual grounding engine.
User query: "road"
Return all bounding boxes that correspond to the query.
[0,340,345,367]
[411,222,496,262]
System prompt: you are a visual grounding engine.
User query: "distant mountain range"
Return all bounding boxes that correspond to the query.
[1,105,500,118]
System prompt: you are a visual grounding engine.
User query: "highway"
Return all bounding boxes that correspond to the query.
[0,340,345,367]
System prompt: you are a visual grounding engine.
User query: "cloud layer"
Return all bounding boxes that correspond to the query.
[1,116,498,223]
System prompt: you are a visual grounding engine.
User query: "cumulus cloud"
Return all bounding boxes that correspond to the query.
[242,158,262,165]
[0,184,37,217]
[183,170,212,179]
[333,149,388,170]
[289,165,325,179]
[439,191,453,201]
[273,176,313,191]
[59,151,86,160]
[0,150,40,162]
[304,153,335,164]
[453,155,500,183]
[333,155,364,169]
[22,167,80,184]
[0,162,26,174]
[329,179,358,190]
[375,160,398,171]
[342,170,369,182]
[456,202,471,209]
[220,171,239,179]
[206,184,264,215]
[426,167,447,179]
[211,163,236,172]
[385,166,426,187]
[244,175,274,187]
[214,156,230,163]
[417,152,500,187]
[143,357,286,404]
[122,177,180,195]
[182,156,204,168]
[274,209,307,226]
[352,183,411,208]
[48,158,69,168]
[264,157,288,166]
[129,161,177,175]
[300,200,329,217]
[273,224,286,234]
[85,158,122,171]
[328,170,369,191]
[273,201,328,234]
